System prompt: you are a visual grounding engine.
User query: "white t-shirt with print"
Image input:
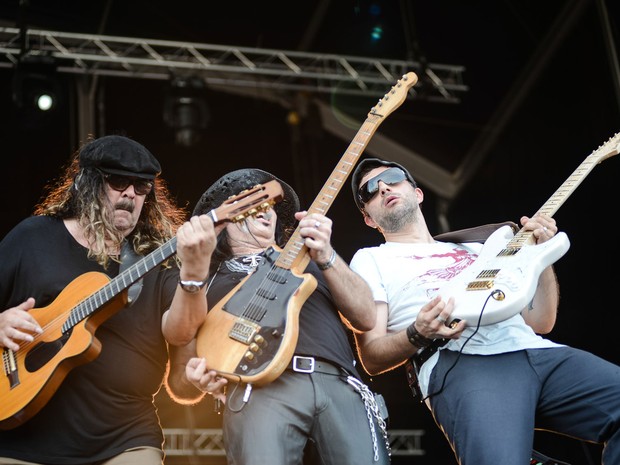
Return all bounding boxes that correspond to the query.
[350,240,561,397]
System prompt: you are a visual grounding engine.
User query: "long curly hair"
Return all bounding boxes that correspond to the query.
[192,168,300,276]
[34,151,187,269]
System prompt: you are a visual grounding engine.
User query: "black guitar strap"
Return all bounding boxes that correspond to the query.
[120,240,143,306]
[433,221,518,243]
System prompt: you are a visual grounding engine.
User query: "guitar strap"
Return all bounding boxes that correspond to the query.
[433,220,518,243]
[120,240,143,306]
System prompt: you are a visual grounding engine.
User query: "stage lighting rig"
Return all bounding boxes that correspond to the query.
[163,75,210,147]
[12,54,61,112]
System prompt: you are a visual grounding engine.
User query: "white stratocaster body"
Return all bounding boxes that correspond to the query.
[442,131,620,327]
[443,225,570,326]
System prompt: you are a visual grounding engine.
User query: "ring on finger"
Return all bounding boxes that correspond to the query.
[314,221,321,229]
[436,315,447,324]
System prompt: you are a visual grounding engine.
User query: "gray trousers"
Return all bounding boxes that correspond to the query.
[222,369,391,465]
[428,347,620,465]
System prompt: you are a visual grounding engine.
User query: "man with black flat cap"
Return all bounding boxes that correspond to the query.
[0,135,219,465]
[164,168,391,465]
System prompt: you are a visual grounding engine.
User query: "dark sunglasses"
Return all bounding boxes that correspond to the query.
[102,172,153,196]
[357,167,408,204]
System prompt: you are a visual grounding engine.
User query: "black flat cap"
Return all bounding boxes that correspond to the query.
[79,135,161,180]
[351,157,416,212]
[193,168,299,232]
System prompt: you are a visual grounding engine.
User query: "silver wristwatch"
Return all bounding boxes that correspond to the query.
[178,278,208,293]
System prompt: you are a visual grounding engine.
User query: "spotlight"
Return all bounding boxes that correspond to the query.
[35,92,54,111]
[12,54,60,112]
[163,75,210,147]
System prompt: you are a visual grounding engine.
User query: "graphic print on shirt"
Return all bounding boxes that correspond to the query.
[402,247,478,299]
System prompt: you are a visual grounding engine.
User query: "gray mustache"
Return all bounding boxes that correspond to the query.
[115,200,134,213]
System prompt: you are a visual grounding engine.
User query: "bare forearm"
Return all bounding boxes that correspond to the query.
[522,266,559,333]
[321,255,376,331]
[164,362,206,405]
[162,289,208,346]
[164,343,207,404]
[356,330,415,375]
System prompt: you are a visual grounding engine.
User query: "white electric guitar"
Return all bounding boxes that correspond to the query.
[444,132,620,327]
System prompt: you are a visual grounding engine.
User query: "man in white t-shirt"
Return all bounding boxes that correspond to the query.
[349,157,620,465]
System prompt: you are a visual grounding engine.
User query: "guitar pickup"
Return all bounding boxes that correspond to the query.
[498,247,520,257]
[476,269,499,279]
[466,280,494,291]
[463,269,499,291]
[229,319,261,344]
[256,288,277,300]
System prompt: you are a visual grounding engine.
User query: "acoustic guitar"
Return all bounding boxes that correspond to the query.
[0,180,284,430]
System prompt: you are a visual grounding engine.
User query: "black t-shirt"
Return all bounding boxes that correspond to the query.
[207,247,361,379]
[0,216,179,464]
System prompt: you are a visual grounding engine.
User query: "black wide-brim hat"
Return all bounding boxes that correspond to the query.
[193,168,300,232]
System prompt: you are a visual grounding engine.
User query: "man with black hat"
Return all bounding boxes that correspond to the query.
[164,168,391,465]
[348,157,620,464]
[0,135,218,464]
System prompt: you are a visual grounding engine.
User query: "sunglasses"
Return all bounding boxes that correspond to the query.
[357,167,408,204]
[102,172,153,196]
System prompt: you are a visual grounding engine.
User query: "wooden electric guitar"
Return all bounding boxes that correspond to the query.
[196,72,419,386]
[0,180,284,430]
[444,132,620,327]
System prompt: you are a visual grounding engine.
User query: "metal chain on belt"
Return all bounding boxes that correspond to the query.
[346,376,391,461]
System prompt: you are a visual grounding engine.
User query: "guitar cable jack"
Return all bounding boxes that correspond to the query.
[243,383,253,403]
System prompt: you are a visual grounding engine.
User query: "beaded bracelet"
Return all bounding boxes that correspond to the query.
[406,322,434,348]
[317,249,337,270]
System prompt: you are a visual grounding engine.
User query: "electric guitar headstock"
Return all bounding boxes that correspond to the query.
[368,71,418,119]
[590,131,620,164]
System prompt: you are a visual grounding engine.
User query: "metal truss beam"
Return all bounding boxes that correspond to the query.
[0,27,467,102]
[162,428,425,457]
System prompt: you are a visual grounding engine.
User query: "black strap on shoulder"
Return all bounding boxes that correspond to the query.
[433,221,518,244]
[120,240,144,306]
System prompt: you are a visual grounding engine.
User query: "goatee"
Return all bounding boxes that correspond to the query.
[376,197,418,233]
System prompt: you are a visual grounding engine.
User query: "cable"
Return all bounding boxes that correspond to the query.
[422,290,499,401]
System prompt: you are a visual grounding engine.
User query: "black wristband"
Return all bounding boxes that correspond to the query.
[406,322,434,348]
